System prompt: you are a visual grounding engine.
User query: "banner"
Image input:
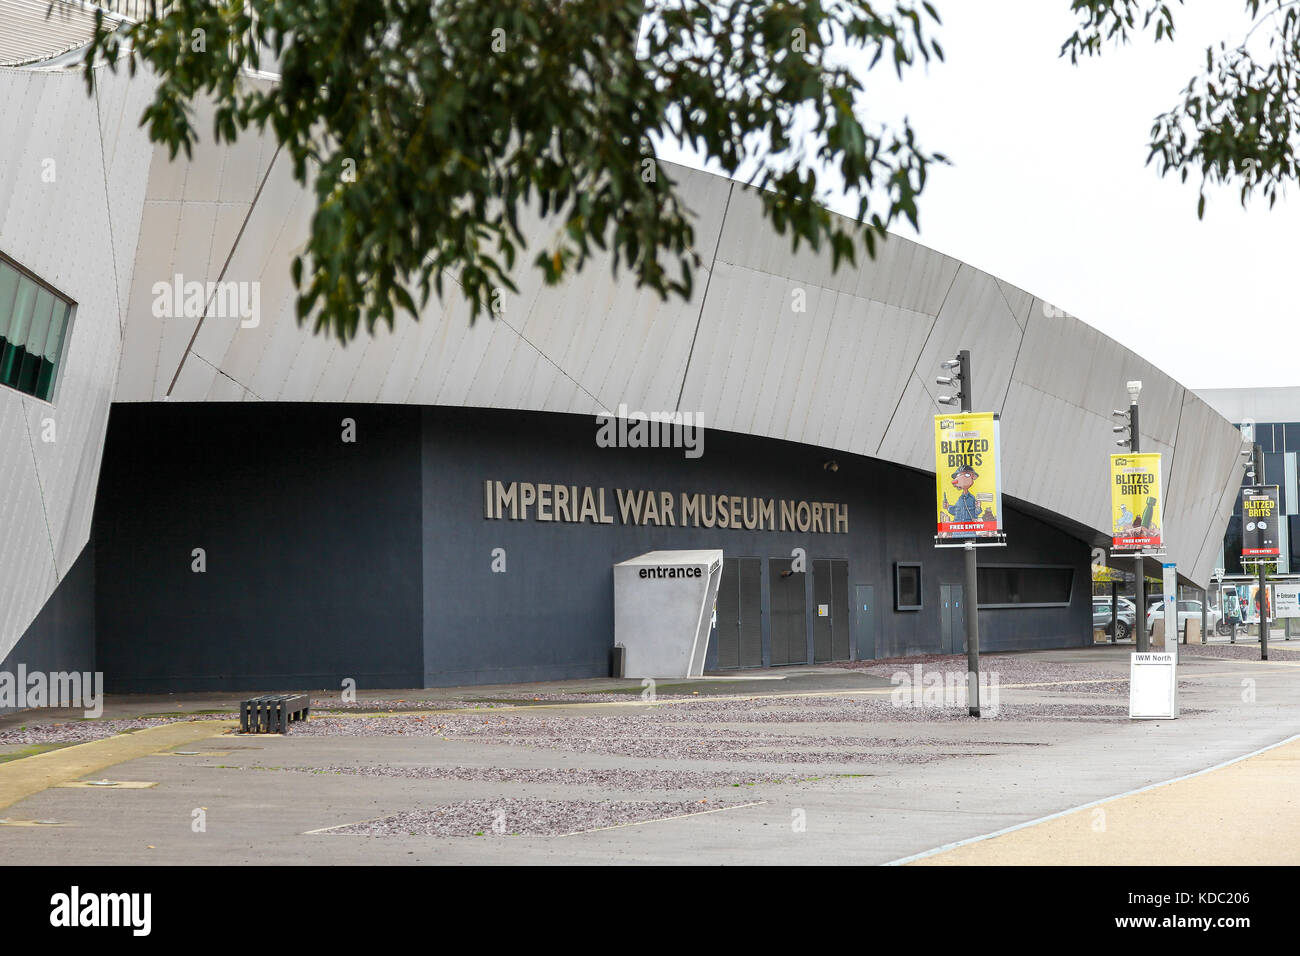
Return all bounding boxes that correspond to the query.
[934,412,1002,539]
[1110,452,1162,552]
[1241,485,1281,558]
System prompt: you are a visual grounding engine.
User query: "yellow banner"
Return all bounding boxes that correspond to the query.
[1110,452,1161,551]
[934,412,1002,538]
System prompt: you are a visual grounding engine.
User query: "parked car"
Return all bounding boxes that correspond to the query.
[1147,600,1220,636]
[1093,599,1136,641]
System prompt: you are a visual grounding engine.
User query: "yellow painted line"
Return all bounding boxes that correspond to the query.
[319,682,1103,717]
[0,819,73,827]
[1182,655,1300,667]
[901,733,1300,866]
[313,679,1162,719]
[313,665,1296,721]
[54,780,158,789]
[0,720,235,812]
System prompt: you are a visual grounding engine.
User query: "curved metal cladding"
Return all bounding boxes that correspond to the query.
[0,63,1245,664]
[120,95,1243,587]
[0,0,99,67]
[0,63,157,663]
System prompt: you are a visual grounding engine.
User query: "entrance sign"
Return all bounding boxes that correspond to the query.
[1241,485,1281,558]
[614,550,723,678]
[1275,584,1300,619]
[934,412,1003,539]
[1110,453,1162,552]
[1130,652,1178,719]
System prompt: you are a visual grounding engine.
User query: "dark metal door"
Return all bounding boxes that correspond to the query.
[717,559,741,668]
[941,584,965,654]
[769,557,808,665]
[813,559,833,663]
[831,560,850,661]
[737,558,762,667]
[716,557,763,668]
[853,585,875,660]
[812,559,851,662]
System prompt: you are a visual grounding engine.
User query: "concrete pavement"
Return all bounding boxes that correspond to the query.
[0,646,1297,864]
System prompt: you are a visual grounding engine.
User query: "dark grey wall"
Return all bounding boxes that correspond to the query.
[94,403,424,692]
[86,402,1090,693]
[420,407,1091,684]
[0,542,95,713]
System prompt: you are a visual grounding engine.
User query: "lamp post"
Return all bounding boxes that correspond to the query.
[1252,442,1270,661]
[1114,381,1146,651]
[937,349,981,717]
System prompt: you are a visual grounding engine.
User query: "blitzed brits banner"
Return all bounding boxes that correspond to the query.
[1110,452,1162,552]
[1241,485,1281,558]
[934,412,1003,539]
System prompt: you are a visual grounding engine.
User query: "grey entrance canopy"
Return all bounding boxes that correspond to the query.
[613,550,723,678]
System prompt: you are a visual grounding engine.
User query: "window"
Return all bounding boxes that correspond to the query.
[0,254,74,402]
[894,562,922,611]
[977,565,1073,607]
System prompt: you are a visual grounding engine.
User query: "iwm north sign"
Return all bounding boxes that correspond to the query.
[482,480,849,533]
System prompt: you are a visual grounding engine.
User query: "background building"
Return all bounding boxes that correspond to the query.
[1197,387,1300,576]
[0,8,1247,693]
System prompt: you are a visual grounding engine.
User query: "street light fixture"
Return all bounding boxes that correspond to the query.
[1117,381,1146,651]
[936,348,981,717]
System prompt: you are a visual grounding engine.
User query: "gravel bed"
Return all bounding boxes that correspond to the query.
[0,715,231,747]
[477,692,710,703]
[296,764,794,789]
[327,798,733,837]
[293,696,1138,764]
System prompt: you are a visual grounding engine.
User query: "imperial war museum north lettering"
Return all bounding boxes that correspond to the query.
[482,480,848,534]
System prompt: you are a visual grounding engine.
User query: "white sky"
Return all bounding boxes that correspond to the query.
[656,1,1300,390]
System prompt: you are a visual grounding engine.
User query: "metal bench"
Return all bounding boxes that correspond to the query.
[239,694,310,733]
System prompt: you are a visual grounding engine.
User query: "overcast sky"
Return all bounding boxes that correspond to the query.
[657,1,1299,391]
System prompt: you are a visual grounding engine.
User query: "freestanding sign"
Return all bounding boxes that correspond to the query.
[934,412,1003,540]
[1132,565,1180,718]
[1241,485,1281,558]
[1129,652,1178,718]
[1110,453,1162,552]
